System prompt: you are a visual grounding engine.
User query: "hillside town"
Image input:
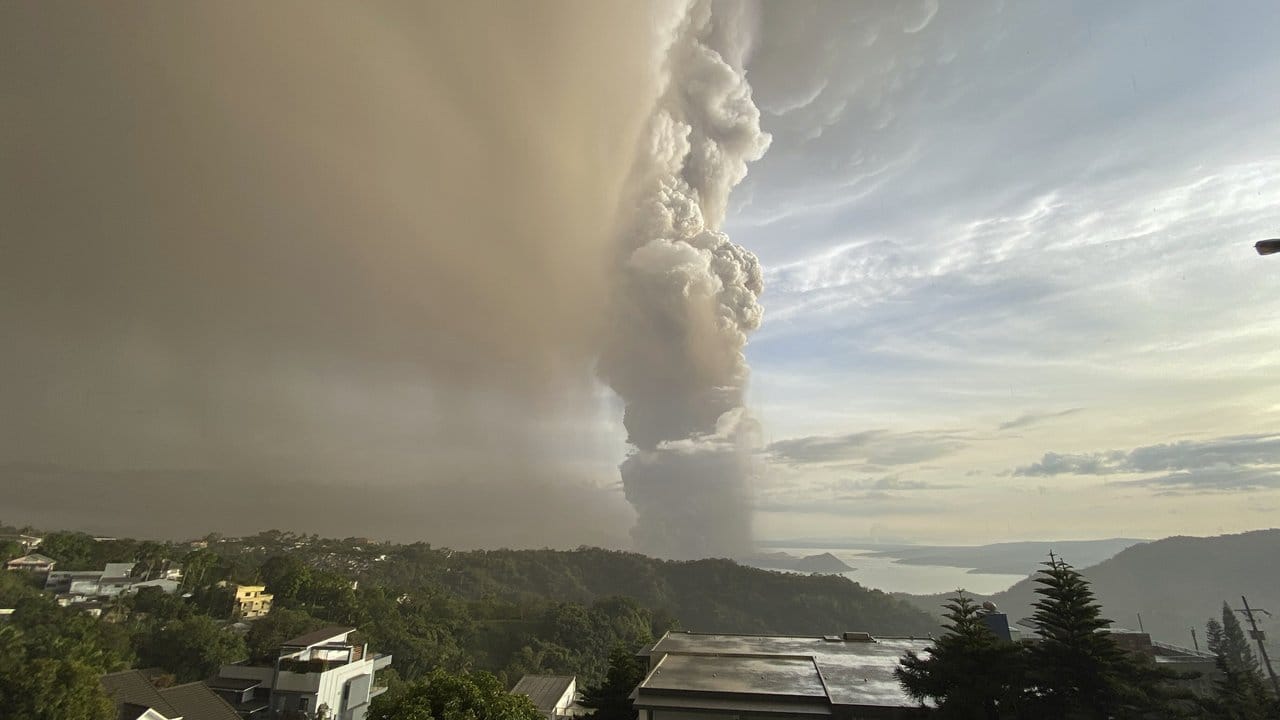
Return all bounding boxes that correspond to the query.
[3,527,1276,719]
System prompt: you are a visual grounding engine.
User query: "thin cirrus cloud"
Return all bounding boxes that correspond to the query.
[766,429,969,468]
[998,409,1083,432]
[1115,467,1280,496]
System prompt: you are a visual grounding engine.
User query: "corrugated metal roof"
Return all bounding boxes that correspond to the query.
[511,674,575,713]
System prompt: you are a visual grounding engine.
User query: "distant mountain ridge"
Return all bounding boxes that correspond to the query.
[761,537,1145,575]
[865,538,1147,575]
[899,529,1280,654]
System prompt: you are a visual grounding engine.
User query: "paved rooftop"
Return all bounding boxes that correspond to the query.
[643,631,935,709]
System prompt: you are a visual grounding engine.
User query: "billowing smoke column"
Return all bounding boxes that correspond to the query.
[600,0,772,560]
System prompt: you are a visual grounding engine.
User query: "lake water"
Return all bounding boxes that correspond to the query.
[768,547,1028,596]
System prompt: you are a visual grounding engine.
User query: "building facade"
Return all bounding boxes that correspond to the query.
[213,626,392,720]
[5,553,56,572]
[229,584,274,619]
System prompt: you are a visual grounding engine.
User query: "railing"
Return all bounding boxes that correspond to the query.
[278,657,350,674]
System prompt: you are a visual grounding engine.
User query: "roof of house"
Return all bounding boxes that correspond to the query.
[7,553,55,565]
[639,631,935,712]
[282,625,355,647]
[160,681,242,720]
[103,671,241,720]
[511,675,576,712]
[101,670,179,718]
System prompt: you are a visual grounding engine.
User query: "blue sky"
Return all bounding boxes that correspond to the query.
[727,0,1280,542]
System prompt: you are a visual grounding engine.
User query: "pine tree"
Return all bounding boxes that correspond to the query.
[1205,618,1225,658]
[1024,553,1175,719]
[1219,602,1262,680]
[1204,603,1274,720]
[581,644,649,720]
[896,591,1025,719]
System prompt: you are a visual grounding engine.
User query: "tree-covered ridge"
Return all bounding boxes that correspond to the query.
[0,524,940,719]
[895,557,1263,719]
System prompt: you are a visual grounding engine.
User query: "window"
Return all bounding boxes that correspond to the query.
[299,697,309,712]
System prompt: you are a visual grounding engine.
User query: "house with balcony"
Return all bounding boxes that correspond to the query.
[212,626,392,720]
[222,583,274,619]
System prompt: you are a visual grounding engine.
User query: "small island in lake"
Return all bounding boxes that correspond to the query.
[738,551,854,573]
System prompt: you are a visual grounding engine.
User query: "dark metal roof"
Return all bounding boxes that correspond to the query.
[282,625,355,647]
[101,670,179,718]
[160,682,242,720]
[511,674,575,712]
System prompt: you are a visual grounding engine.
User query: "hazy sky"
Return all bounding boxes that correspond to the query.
[736,0,1280,543]
[3,0,1278,548]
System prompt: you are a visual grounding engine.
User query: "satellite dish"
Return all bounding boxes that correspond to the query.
[982,601,999,612]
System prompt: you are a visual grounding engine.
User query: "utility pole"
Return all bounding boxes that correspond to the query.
[1190,626,1199,653]
[1236,595,1280,696]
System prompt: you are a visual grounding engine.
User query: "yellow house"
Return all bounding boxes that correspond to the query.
[233,584,274,619]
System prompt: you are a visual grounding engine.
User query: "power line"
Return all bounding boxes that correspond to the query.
[1234,595,1280,696]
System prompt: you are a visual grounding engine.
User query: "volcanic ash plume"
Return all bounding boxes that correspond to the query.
[599,0,772,560]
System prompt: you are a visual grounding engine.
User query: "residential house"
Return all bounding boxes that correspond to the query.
[511,675,583,719]
[102,669,241,720]
[1105,628,1221,697]
[632,630,936,719]
[46,562,140,599]
[212,626,392,720]
[0,533,43,552]
[5,553,56,573]
[228,583,274,619]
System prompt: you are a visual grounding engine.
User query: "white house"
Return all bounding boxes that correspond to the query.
[46,562,139,599]
[213,626,392,720]
[511,675,583,719]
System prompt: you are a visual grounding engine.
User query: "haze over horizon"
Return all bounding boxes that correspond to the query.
[3,0,1279,551]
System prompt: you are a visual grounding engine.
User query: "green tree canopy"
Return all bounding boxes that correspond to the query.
[38,532,97,569]
[134,615,246,682]
[580,644,650,720]
[0,627,115,720]
[896,591,1024,719]
[367,668,542,720]
[1025,554,1182,719]
[1203,604,1274,720]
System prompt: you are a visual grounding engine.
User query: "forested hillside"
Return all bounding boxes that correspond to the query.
[901,529,1279,655]
[1,527,939,695]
